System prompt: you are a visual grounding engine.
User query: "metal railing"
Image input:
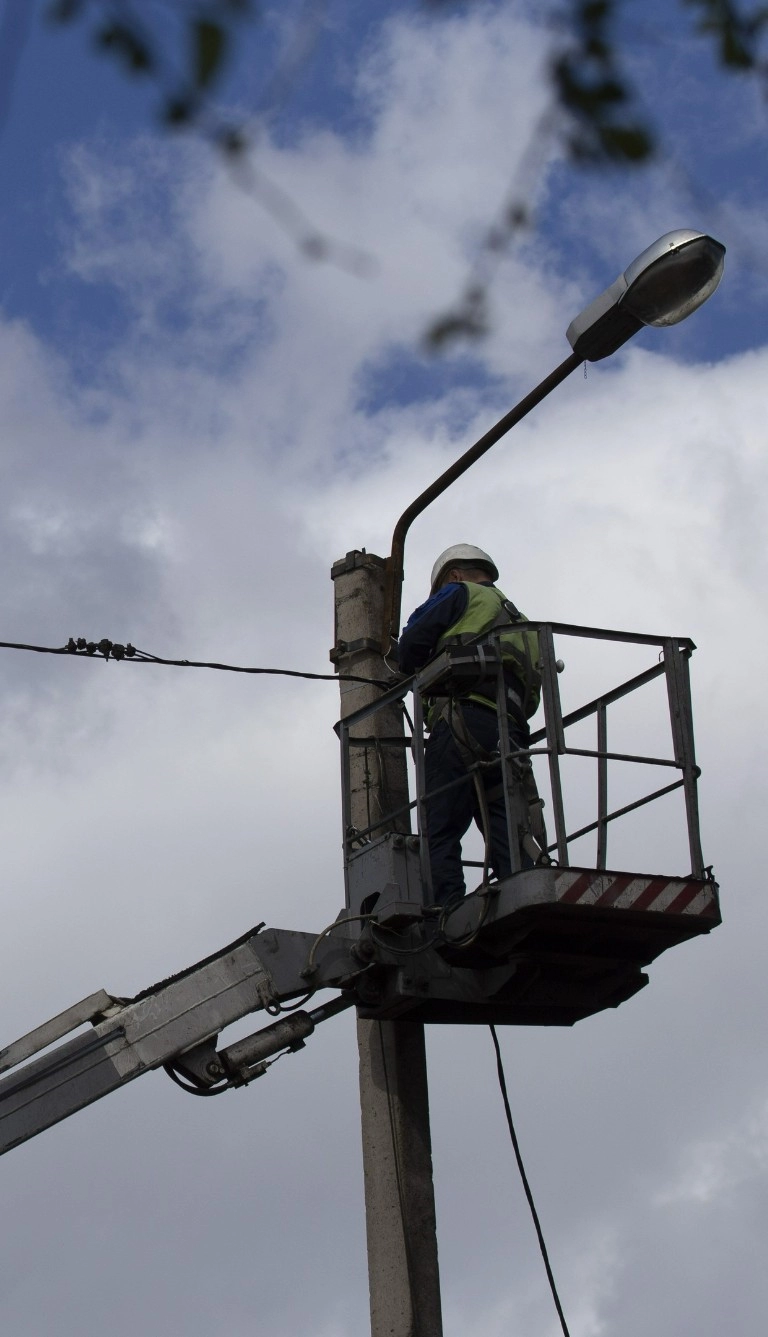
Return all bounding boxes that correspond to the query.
[337,621,704,899]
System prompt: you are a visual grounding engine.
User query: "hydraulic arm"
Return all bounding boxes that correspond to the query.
[0,855,719,1158]
[0,922,361,1157]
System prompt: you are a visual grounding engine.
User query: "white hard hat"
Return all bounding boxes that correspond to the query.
[430,544,499,594]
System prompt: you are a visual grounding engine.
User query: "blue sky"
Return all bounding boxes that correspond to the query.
[4,0,764,368]
[0,4,766,1336]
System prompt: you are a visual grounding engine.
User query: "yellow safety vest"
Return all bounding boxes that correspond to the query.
[435,583,540,720]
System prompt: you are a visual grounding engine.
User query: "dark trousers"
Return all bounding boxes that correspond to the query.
[424,700,528,907]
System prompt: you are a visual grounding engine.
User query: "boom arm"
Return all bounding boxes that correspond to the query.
[0,922,362,1158]
[0,856,720,1157]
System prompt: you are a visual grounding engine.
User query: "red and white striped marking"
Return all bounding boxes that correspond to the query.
[554,869,718,918]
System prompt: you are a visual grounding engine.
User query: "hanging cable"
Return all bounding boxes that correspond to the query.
[438,882,495,948]
[0,637,393,687]
[301,912,373,979]
[128,644,390,687]
[264,988,317,1015]
[163,1062,234,1096]
[369,920,443,956]
[489,1026,572,1337]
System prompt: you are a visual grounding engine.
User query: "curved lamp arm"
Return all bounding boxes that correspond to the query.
[382,230,724,652]
[382,351,581,648]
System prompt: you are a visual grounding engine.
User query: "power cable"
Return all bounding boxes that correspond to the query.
[0,637,393,688]
[129,644,390,687]
[369,920,442,956]
[489,1025,572,1337]
[163,1062,234,1096]
[301,912,373,980]
[264,988,317,1015]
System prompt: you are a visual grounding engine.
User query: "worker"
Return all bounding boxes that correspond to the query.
[397,544,543,908]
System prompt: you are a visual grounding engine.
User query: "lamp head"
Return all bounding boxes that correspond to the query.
[566,230,725,362]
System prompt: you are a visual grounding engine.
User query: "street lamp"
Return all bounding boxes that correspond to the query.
[566,229,725,361]
[382,229,725,647]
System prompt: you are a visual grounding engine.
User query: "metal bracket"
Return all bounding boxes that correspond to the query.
[329,636,383,665]
[330,550,385,579]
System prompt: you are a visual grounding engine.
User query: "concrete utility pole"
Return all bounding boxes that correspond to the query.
[332,550,443,1337]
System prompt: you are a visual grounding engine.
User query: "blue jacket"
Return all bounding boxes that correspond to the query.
[397,581,486,674]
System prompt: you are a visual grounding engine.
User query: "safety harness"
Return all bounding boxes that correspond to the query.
[429,585,542,725]
[421,583,550,875]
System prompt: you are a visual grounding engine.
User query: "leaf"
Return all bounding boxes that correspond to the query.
[46,0,85,21]
[193,19,228,90]
[96,22,153,74]
[684,0,766,68]
[423,288,489,348]
[598,123,654,161]
[163,96,195,126]
[217,126,248,155]
[582,0,611,21]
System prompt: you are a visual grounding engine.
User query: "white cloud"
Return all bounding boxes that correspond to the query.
[441,1211,621,1336]
[657,1096,768,1205]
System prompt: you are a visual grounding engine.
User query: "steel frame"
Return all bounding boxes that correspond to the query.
[338,621,705,894]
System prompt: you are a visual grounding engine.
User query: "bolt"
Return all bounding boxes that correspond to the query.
[206,1061,224,1078]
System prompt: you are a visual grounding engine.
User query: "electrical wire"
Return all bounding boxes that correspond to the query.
[0,637,392,688]
[130,645,391,687]
[163,1062,234,1096]
[164,1047,293,1094]
[369,921,443,956]
[438,882,496,948]
[302,912,372,978]
[363,878,499,959]
[489,1026,572,1337]
[265,988,317,1015]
